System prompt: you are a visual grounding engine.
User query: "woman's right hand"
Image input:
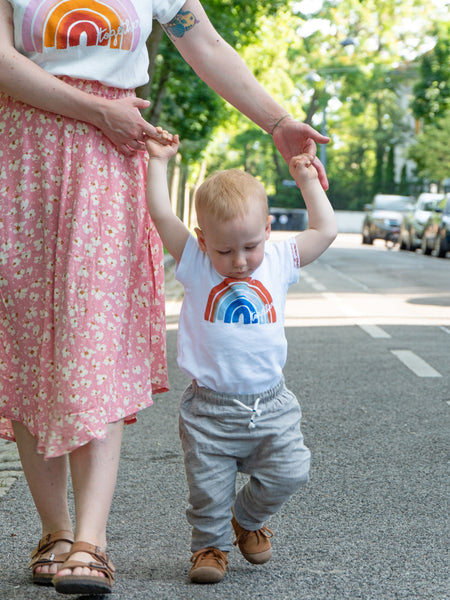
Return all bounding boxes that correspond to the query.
[95,96,171,156]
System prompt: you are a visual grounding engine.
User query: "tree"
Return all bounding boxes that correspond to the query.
[137,0,290,162]
[412,21,450,124]
[139,0,447,212]
[216,0,440,207]
[307,0,438,204]
[408,112,450,189]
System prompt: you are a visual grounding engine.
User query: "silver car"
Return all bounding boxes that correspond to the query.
[362,194,415,245]
[399,192,445,251]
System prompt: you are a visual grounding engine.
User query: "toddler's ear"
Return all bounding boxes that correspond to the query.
[265,216,272,240]
[195,227,207,253]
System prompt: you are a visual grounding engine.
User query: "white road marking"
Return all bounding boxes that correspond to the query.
[324,263,371,291]
[302,273,326,292]
[358,324,391,338]
[322,292,362,317]
[390,350,442,378]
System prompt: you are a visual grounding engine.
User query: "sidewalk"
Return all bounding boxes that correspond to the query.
[0,438,22,499]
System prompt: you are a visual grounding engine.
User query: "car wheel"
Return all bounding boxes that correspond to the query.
[435,231,448,258]
[421,235,432,255]
[362,229,373,245]
[399,234,407,250]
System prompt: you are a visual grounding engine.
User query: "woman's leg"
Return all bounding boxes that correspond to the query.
[12,421,73,576]
[56,419,124,578]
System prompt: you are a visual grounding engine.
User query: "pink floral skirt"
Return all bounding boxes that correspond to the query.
[0,79,168,458]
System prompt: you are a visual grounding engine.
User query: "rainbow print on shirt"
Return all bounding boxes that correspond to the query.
[204,278,277,325]
[22,0,141,53]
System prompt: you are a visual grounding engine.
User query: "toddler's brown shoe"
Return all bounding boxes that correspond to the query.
[189,547,228,583]
[231,515,273,564]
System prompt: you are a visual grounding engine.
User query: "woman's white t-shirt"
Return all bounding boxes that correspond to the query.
[8,0,186,88]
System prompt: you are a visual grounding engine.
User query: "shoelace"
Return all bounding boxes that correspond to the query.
[190,547,228,567]
[234,525,274,546]
[232,397,261,429]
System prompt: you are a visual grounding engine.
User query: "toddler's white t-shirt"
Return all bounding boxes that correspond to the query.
[176,235,301,395]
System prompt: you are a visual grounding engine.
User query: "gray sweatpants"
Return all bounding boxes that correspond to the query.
[179,378,311,552]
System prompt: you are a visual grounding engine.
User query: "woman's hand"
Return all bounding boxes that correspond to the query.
[95,96,175,156]
[272,117,330,190]
[166,1,330,186]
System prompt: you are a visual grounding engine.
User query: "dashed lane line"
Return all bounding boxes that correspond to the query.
[357,324,391,339]
[304,275,444,378]
[390,350,442,378]
[321,292,392,338]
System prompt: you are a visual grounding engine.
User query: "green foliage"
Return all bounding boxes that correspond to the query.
[409,112,450,187]
[384,146,395,192]
[142,0,448,208]
[412,21,450,124]
[147,44,223,162]
[202,1,288,46]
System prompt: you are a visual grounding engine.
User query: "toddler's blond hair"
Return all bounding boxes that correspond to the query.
[195,169,268,224]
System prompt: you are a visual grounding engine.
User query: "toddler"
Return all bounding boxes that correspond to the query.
[145,130,337,583]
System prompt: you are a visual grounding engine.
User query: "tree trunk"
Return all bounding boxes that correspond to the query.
[135,22,164,102]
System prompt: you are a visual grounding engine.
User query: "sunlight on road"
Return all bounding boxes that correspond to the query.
[165,233,450,330]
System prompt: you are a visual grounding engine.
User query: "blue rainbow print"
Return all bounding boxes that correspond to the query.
[204,278,276,324]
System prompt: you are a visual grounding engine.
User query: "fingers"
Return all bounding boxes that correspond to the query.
[290,153,315,170]
[289,153,329,189]
[132,97,151,110]
[147,127,179,148]
[312,156,329,190]
[143,125,174,145]
[303,123,330,145]
[119,144,135,157]
[302,137,317,157]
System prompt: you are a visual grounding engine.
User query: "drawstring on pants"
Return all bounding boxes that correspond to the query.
[232,397,261,429]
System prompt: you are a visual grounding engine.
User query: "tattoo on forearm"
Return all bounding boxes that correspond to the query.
[163,10,199,38]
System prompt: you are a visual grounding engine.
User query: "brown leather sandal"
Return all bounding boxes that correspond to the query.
[29,530,74,585]
[52,541,115,595]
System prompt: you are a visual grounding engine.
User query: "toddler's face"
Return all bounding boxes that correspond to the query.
[196,203,271,279]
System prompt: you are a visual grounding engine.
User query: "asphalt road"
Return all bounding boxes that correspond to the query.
[1,234,448,600]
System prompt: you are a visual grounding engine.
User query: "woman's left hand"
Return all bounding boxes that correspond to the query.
[272,117,330,190]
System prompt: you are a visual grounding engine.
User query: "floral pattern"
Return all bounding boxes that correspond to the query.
[0,79,168,458]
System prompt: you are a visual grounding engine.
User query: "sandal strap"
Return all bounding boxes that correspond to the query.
[29,551,71,570]
[61,541,115,582]
[30,530,74,563]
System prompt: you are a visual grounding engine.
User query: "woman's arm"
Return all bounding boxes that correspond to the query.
[0,0,164,154]
[164,0,330,188]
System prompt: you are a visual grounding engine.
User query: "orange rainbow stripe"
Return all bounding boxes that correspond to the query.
[23,0,140,53]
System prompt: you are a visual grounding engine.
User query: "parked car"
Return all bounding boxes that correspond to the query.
[269,207,308,231]
[362,194,415,245]
[421,194,450,258]
[398,192,445,251]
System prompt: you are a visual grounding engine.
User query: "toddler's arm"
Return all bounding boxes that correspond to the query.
[145,131,189,262]
[290,154,338,267]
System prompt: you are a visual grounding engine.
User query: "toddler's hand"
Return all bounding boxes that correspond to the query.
[289,153,318,184]
[145,128,180,160]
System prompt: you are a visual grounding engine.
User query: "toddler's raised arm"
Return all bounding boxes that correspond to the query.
[145,133,190,263]
[289,154,337,267]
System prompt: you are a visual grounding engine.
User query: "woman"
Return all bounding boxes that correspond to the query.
[0,0,328,594]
